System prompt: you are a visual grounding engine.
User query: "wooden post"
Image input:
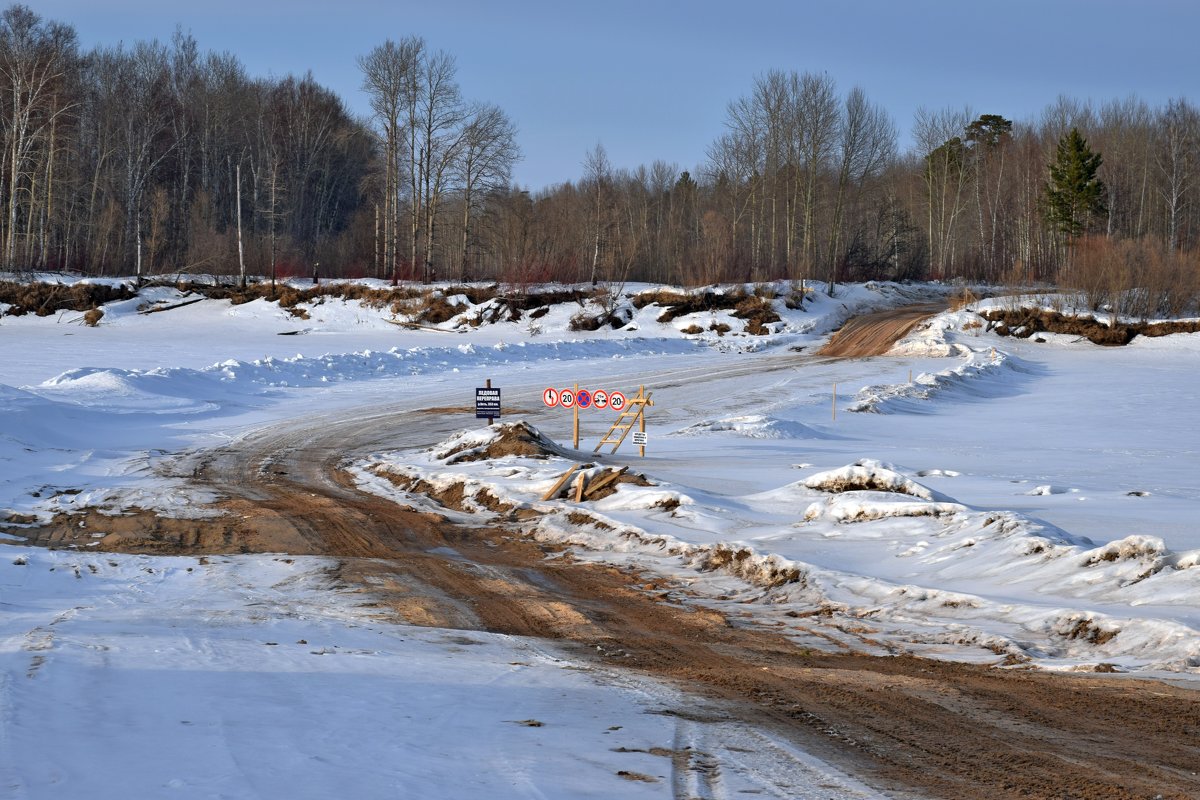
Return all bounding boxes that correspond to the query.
[486,378,493,426]
[638,385,646,458]
[832,383,837,422]
[573,382,579,449]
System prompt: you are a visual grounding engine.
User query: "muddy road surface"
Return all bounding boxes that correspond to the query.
[819,304,944,357]
[19,308,1200,800]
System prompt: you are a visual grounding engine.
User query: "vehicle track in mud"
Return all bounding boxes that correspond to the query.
[819,304,944,357]
[20,305,1200,799]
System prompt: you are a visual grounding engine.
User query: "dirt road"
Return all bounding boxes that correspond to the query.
[819,304,944,357]
[21,308,1200,799]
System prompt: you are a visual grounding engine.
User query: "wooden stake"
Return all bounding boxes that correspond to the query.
[572,471,587,502]
[541,464,579,501]
[573,382,580,449]
[639,385,646,458]
[582,466,628,499]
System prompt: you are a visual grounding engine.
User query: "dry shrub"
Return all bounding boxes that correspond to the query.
[948,287,978,311]
[708,322,730,335]
[630,288,693,310]
[0,281,136,316]
[83,307,104,326]
[568,310,604,331]
[732,293,781,335]
[981,307,1200,345]
[649,289,748,322]
[680,323,703,334]
[413,293,466,324]
[784,283,811,310]
[1068,236,1200,319]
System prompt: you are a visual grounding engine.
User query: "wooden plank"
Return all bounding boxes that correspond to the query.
[581,466,628,499]
[540,464,579,501]
[138,296,206,315]
[572,471,588,502]
[384,318,464,334]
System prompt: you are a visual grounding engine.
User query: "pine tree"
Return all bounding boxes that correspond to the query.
[1044,128,1106,238]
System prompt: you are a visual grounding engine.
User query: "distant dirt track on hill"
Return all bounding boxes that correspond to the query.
[20,315,1200,800]
[819,303,944,357]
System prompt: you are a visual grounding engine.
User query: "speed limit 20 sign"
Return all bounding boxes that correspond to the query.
[542,386,625,411]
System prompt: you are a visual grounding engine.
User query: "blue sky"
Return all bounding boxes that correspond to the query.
[33,0,1200,190]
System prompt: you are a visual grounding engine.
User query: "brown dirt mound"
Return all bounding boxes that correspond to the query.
[981,308,1200,345]
[441,421,565,463]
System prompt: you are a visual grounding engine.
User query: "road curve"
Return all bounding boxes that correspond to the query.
[21,309,1200,800]
[819,304,944,357]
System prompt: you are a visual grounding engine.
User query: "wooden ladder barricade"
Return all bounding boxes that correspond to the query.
[594,387,653,456]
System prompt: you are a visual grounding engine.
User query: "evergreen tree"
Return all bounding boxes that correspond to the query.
[1044,128,1106,238]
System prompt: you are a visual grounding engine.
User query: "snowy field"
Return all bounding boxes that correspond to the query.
[3,276,1200,797]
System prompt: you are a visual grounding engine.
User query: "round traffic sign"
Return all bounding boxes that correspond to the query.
[542,387,560,407]
[560,388,576,408]
[609,391,626,412]
[592,389,609,410]
[576,389,592,409]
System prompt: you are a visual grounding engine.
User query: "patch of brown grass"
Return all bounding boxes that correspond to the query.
[949,287,979,311]
[0,281,136,317]
[733,294,781,335]
[413,293,466,324]
[1060,617,1119,646]
[83,307,104,326]
[981,307,1200,345]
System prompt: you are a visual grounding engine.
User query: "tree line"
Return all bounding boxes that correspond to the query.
[3,4,1198,312]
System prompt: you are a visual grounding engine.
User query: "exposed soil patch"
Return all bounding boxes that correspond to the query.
[438,421,566,463]
[981,307,1200,345]
[818,304,943,357]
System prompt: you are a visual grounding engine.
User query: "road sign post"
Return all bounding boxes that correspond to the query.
[595,385,652,457]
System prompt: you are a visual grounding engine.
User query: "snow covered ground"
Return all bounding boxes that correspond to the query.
[3,276,1200,796]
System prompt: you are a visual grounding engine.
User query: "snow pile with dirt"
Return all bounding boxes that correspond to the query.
[356,412,1200,674]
